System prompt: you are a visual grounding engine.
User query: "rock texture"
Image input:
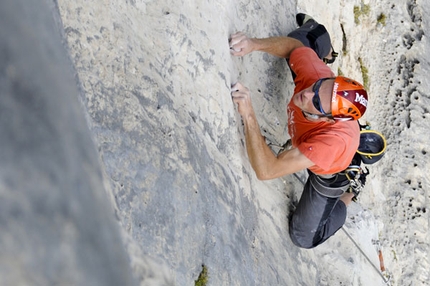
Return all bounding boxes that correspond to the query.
[0,0,135,285]
[1,0,429,285]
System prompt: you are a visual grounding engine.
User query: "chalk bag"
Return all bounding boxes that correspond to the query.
[357,130,387,164]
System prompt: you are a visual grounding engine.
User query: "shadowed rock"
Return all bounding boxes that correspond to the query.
[0,0,136,284]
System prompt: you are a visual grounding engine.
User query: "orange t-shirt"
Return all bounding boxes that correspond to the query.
[287,47,359,175]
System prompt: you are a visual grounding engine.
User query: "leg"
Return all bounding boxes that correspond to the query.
[286,18,333,80]
[287,18,332,60]
[289,175,347,248]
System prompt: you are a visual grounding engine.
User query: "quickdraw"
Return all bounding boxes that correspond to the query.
[342,165,369,202]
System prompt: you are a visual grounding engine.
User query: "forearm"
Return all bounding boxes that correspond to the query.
[230,32,304,58]
[250,36,304,58]
[231,82,312,180]
[242,113,277,180]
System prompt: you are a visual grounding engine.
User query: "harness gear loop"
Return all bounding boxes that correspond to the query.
[341,166,370,201]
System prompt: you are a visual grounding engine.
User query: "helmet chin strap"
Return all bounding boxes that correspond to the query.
[333,117,352,122]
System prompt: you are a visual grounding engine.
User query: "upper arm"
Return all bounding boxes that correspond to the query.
[283,37,305,58]
[257,147,314,180]
[253,37,304,59]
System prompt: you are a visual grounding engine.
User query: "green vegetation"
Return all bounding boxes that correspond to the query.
[338,68,344,76]
[358,57,369,89]
[392,250,398,261]
[195,265,209,286]
[353,6,360,24]
[354,4,371,24]
[361,4,371,15]
[377,13,387,26]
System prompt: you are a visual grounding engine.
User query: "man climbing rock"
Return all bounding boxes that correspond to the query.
[229,14,368,248]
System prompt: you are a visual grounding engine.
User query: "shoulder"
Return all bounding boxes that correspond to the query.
[289,47,331,73]
[297,122,360,174]
[290,46,319,59]
[313,121,360,146]
[289,47,334,92]
[334,120,361,140]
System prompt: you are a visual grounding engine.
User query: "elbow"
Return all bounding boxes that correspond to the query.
[252,161,279,180]
[284,37,304,58]
[255,170,274,181]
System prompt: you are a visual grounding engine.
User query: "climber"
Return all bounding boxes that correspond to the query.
[229,14,368,248]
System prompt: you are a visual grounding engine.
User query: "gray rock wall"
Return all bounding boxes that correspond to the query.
[4,0,428,285]
[56,0,310,285]
[0,0,135,285]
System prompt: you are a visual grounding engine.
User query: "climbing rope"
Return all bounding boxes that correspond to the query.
[341,227,391,284]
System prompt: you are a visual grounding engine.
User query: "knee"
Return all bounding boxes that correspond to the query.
[288,220,316,249]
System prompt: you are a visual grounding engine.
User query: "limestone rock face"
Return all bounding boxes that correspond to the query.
[1,0,429,285]
[0,1,135,285]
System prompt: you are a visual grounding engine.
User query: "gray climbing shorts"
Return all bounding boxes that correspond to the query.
[287,20,332,60]
[289,171,349,248]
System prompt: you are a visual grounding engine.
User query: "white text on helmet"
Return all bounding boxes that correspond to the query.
[355,93,368,107]
[332,82,339,102]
